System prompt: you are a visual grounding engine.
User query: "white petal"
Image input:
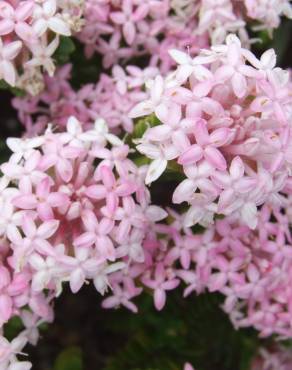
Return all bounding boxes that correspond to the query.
[145,159,167,184]
[48,17,71,36]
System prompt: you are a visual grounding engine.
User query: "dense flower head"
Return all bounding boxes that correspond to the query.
[131,34,292,230]
[101,200,292,338]
[76,0,292,68]
[76,0,207,71]
[0,0,84,91]
[13,63,160,136]
[0,116,167,366]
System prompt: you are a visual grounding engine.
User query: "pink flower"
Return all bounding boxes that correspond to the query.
[13,177,69,221]
[142,263,180,310]
[32,0,71,37]
[211,156,256,214]
[184,363,195,370]
[0,38,22,86]
[110,0,149,45]
[178,119,232,170]
[0,1,36,43]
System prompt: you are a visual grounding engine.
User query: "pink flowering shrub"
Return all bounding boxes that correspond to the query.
[0,116,168,367]
[1,0,292,363]
[76,0,292,68]
[77,0,207,72]
[0,0,84,93]
[131,34,292,230]
[12,63,160,136]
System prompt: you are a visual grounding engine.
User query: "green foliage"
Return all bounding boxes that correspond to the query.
[271,20,292,65]
[0,79,25,97]
[101,293,261,370]
[54,346,83,370]
[4,316,23,342]
[131,114,161,141]
[54,37,76,65]
[66,40,103,88]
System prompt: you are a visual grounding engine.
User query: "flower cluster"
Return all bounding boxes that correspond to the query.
[0,116,167,368]
[76,0,207,72]
[251,345,292,370]
[0,0,84,92]
[3,3,292,364]
[131,34,292,230]
[76,0,292,68]
[13,63,160,136]
[100,200,292,338]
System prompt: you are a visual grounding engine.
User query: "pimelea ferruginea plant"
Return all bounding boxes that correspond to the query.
[130,34,292,230]
[76,0,292,69]
[12,63,160,136]
[1,0,292,361]
[5,32,292,368]
[0,116,168,368]
[0,0,84,94]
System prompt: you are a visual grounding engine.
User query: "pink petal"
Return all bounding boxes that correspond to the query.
[217,189,235,213]
[15,22,37,43]
[144,125,172,141]
[178,145,203,165]
[15,1,34,21]
[208,272,227,292]
[6,224,22,244]
[232,72,247,98]
[154,288,166,311]
[47,192,69,207]
[85,185,107,200]
[101,166,115,188]
[123,21,136,45]
[2,40,22,60]
[13,195,37,209]
[56,159,73,183]
[37,202,54,221]
[37,220,59,239]
[102,296,120,309]
[133,4,149,21]
[229,156,244,180]
[194,119,210,146]
[235,178,257,193]
[0,294,12,323]
[74,232,96,248]
[204,146,227,170]
[98,217,114,235]
[22,216,37,238]
[110,12,126,24]
[70,268,85,293]
[172,179,195,204]
[209,127,230,147]
[1,60,16,86]
[116,181,137,196]
[0,19,14,35]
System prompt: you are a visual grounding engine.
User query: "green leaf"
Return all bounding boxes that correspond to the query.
[54,37,76,65]
[4,316,23,341]
[131,114,161,141]
[0,79,25,97]
[54,346,83,370]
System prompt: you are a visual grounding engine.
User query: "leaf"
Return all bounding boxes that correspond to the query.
[54,36,76,65]
[4,316,23,341]
[54,346,83,370]
[131,114,161,141]
[0,79,25,97]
